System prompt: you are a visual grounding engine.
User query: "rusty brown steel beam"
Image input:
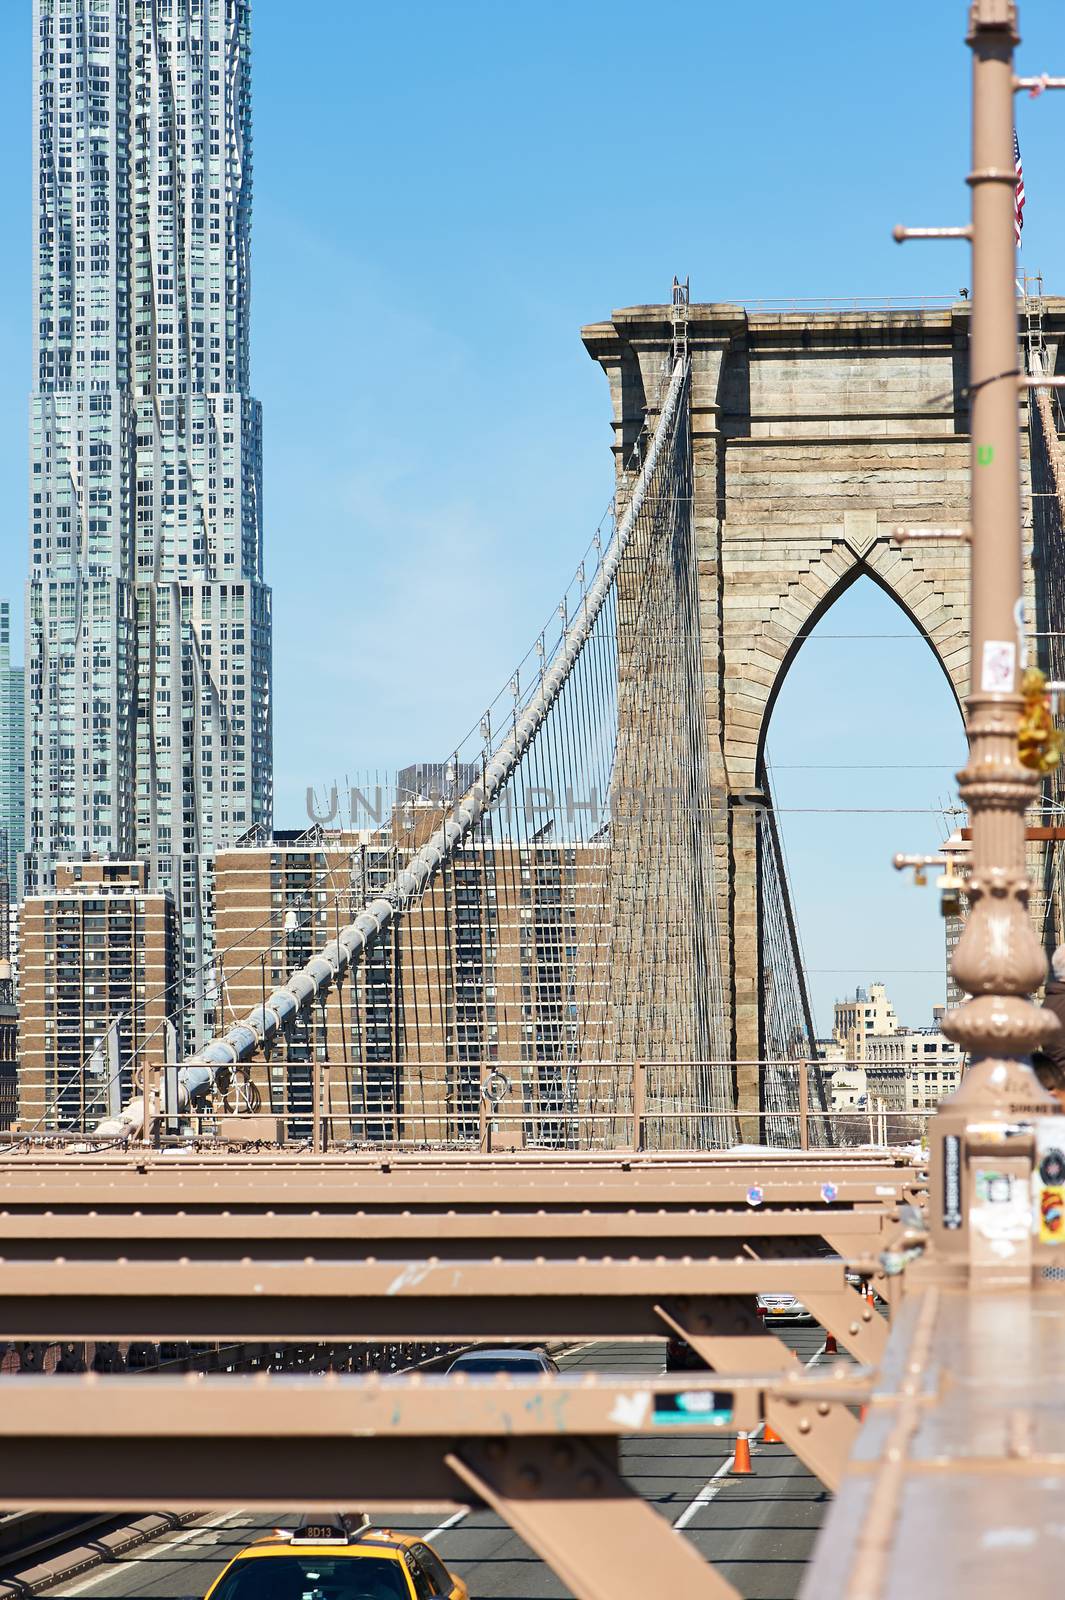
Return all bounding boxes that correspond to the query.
[651,1298,859,1490]
[0,1148,924,1181]
[0,1258,889,1360]
[0,1166,925,1214]
[0,1154,922,1184]
[0,1205,895,1263]
[0,1367,863,1518]
[0,1430,744,1600]
[446,1440,742,1600]
[0,1370,772,1439]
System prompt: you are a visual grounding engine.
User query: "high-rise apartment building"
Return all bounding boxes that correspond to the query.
[212,824,612,1144]
[0,603,25,895]
[18,860,179,1131]
[27,0,272,1051]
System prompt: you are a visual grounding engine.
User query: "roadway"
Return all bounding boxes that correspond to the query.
[37,1332,833,1600]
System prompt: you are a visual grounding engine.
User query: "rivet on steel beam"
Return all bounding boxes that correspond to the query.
[577,1469,601,1492]
[518,1466,541,1491]
[798,1419,812,1434]
[817,1402,830,1417]
[849,1322,860,1334]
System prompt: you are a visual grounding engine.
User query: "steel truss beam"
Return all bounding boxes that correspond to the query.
[0,1156,926,1214]
[446,1440,742,1600]
[0,1366,863,1518]
[653,1298,861,1490]
[0,1205,894,1264]
[0,1258,889,1361]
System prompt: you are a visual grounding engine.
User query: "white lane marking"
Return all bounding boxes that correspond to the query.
[672,1337,830,1531]
[58,1511,241,1596]
[672,1423,765,1530]
[422,1508,469,1544]
[556,1340,600,1362]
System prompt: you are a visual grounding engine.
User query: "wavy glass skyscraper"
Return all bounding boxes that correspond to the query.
[27,0,273,1049]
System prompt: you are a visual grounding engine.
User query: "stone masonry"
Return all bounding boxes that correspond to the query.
[582,299,1065,1121]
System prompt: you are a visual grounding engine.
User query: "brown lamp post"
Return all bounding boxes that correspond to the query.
[938,0,1060,1108]
[896,2,1065,1262]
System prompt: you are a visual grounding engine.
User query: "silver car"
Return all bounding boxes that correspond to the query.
[756,1292,815,1325]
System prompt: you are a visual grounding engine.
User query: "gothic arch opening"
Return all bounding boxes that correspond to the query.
[762,575,967,1044]
[755,560,965,779]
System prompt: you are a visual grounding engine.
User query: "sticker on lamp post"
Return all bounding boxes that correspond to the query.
[980,639,1016,693]
[943,1133,962,1229]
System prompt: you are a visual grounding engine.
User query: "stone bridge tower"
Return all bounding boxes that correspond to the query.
[583,298,1065,1118]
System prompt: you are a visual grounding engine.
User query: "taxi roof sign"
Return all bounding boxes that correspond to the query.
[290,1513,370,1546]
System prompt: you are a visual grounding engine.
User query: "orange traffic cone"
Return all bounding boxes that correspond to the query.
[824,1332,838,1355]
[731,1432,754,1474]
[859,1404,869,1422]
[865,1283,877,1309]
[762,1419,782,1444]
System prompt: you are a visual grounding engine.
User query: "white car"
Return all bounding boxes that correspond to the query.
[447,1346,559,1375]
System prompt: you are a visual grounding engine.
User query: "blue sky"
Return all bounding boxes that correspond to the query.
[0,1,1061,1031]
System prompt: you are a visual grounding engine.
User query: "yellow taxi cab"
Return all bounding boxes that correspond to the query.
[203,1514,469,1600]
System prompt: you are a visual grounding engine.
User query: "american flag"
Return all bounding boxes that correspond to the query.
[1014,129,1026,244]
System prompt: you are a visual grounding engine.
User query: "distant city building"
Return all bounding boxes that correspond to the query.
[26,0,271,1053]
[7,896,20,1001]
[18,861,179,1132]
[0,899,16,1131]
[827,979,963,1122]
[829,1063,865,1112]
[832,982,901,1059]
[0,601,24,899]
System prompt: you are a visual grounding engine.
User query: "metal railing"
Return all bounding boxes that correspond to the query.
[6,1058,943,1154]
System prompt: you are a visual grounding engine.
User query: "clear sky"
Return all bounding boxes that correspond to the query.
[0,1,1060,1032]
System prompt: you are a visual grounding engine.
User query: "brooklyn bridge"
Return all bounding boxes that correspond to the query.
[4,4,1065,1599]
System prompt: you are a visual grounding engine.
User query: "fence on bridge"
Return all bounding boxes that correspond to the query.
[9,1055,928,1153]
